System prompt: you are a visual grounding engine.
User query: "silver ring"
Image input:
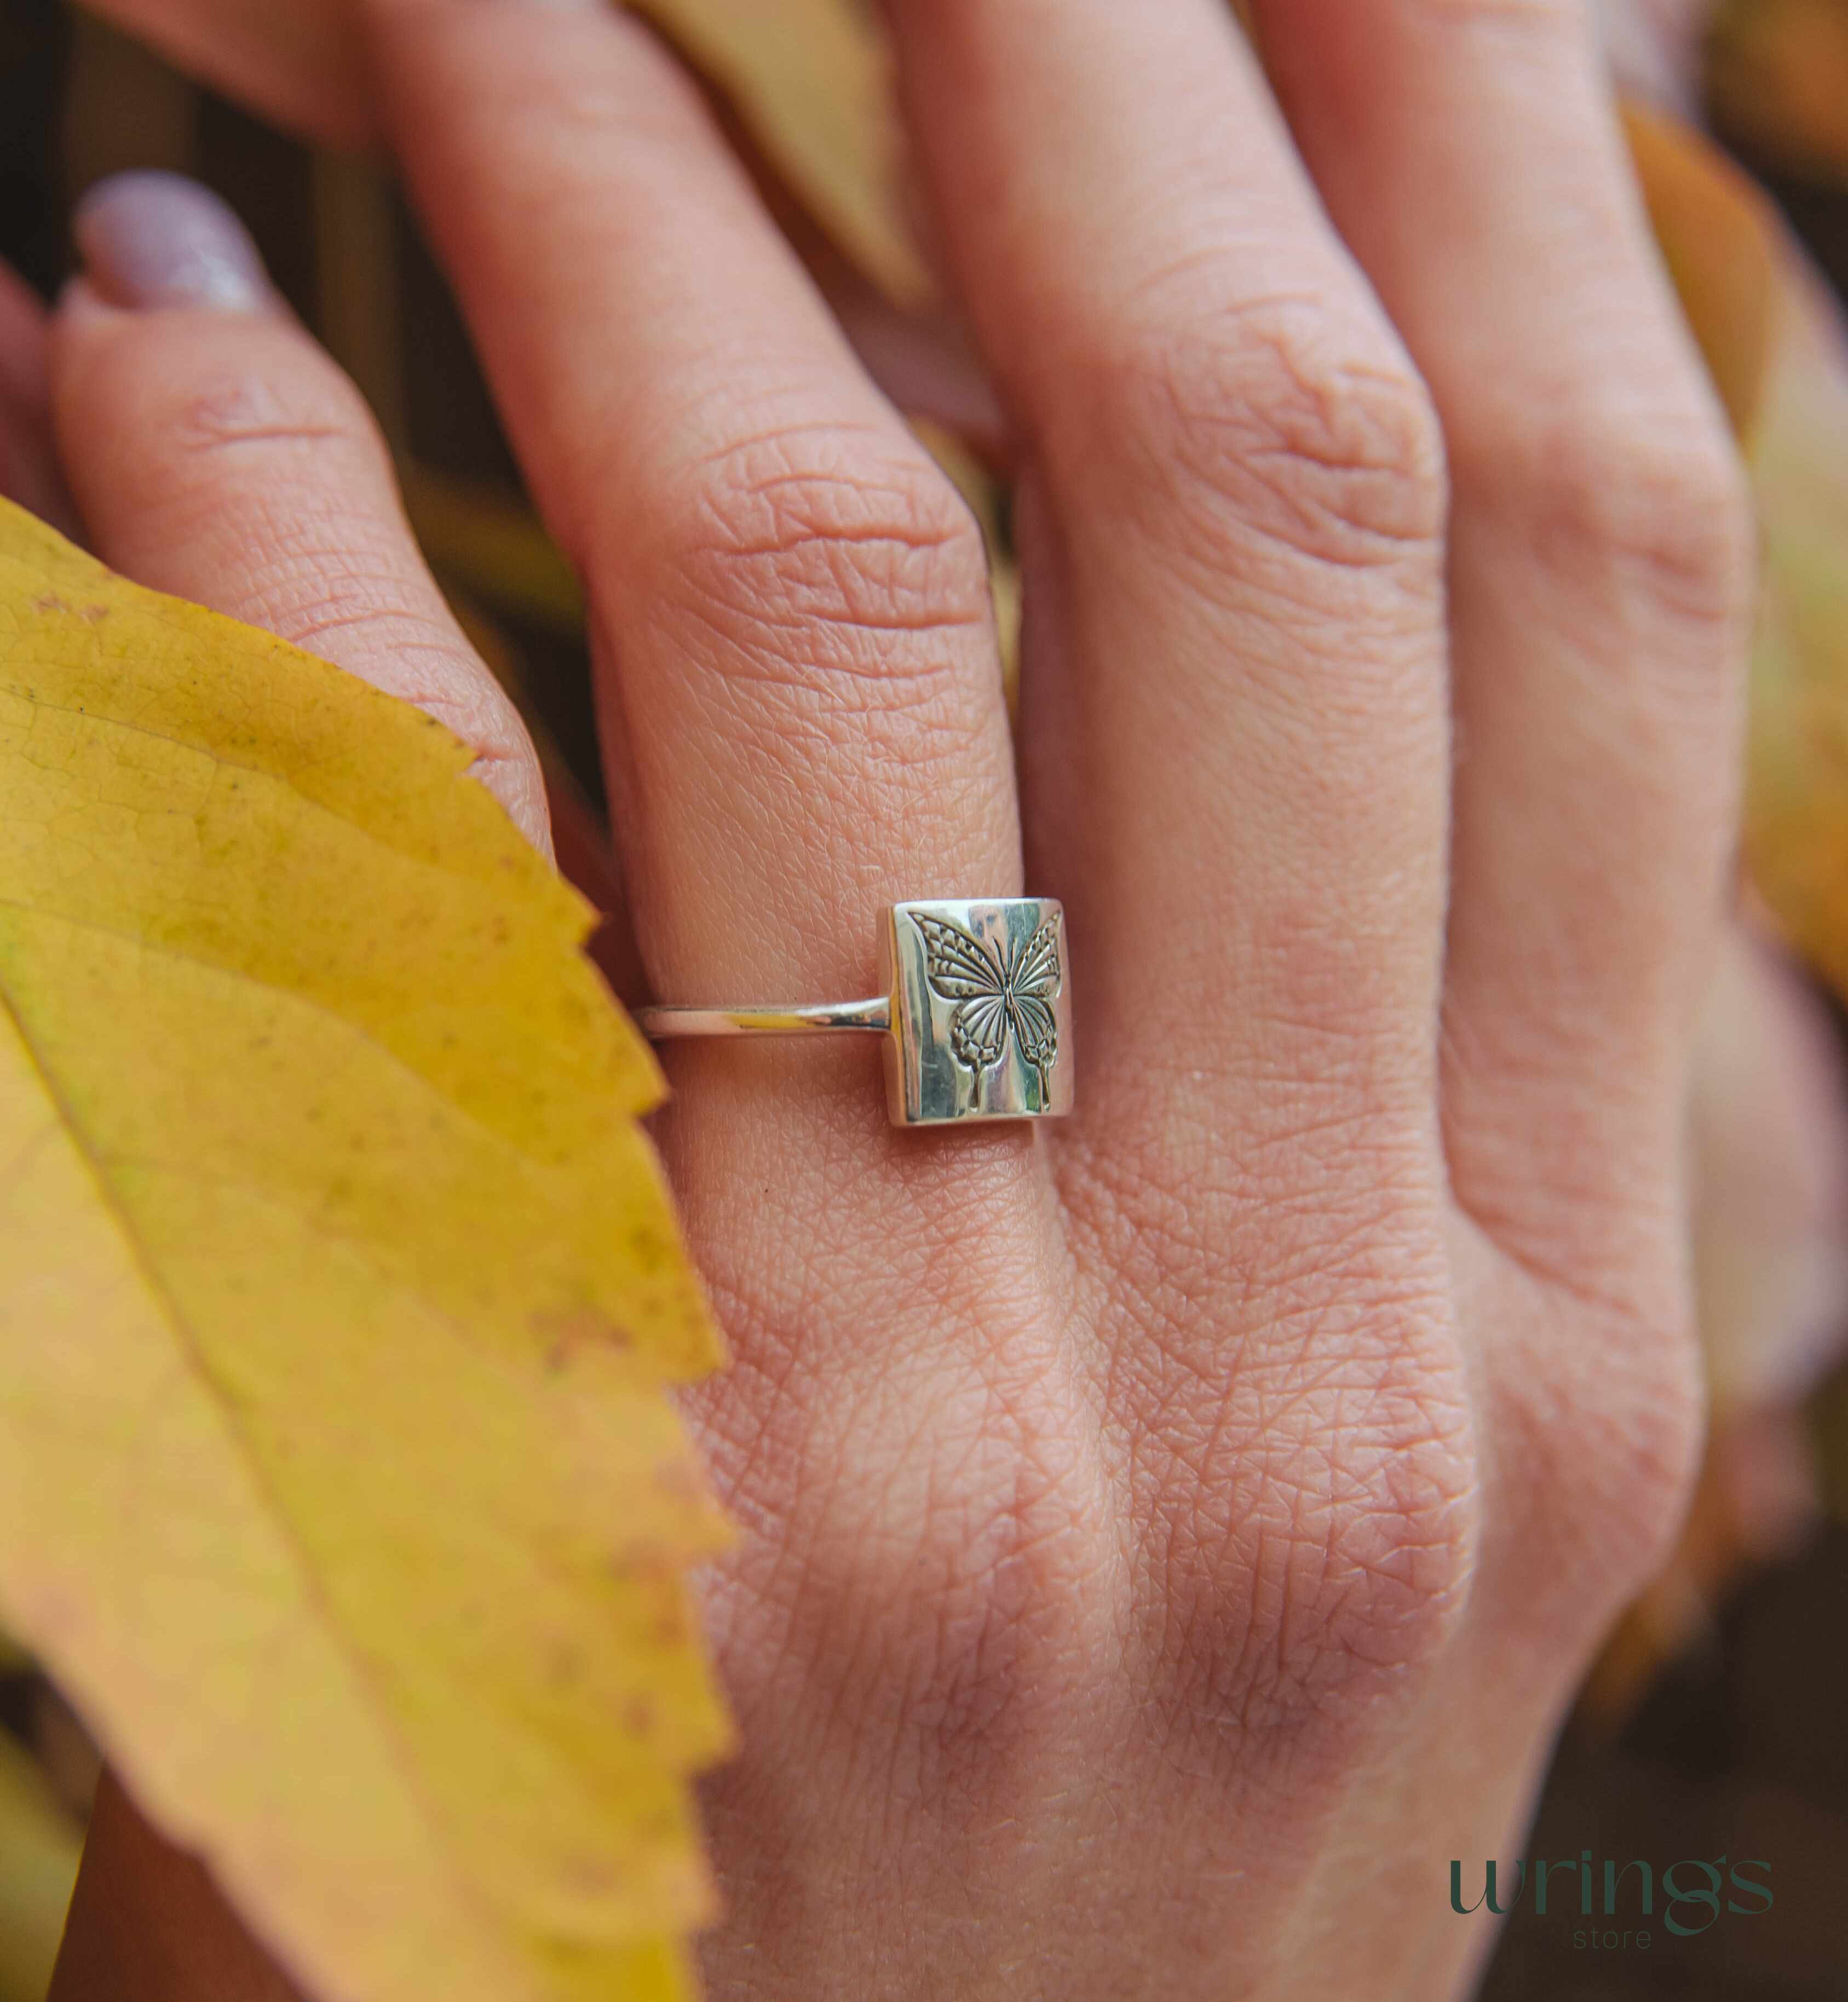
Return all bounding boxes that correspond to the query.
[637,899,1074,1129]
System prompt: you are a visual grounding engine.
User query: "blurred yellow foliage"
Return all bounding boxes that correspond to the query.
[1624,107,1848,1018]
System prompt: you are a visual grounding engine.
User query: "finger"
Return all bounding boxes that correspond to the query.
[359,31,1081,1942]
[879,2,1477,1716]
[1251,3,1752,1253]
[0,264,80,536]
[49,171,550,852]
[50,1774,300,2002]
[884,0,1454,1165]
[358,2,1022,1126]
[82,0,371,148]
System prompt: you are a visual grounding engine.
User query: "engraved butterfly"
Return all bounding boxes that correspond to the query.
[915,912,1061,1089]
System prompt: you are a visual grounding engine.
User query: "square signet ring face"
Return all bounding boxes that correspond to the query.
[882,900,1074,1127]
[634,897,1074,1130]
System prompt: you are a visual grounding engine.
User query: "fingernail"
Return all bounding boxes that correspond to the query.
[74,171,274,313]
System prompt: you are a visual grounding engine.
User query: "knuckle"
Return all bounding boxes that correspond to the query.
[1478,384,1755,645]
[642,423,997,728]
[896,1461,1112,1789]
[1211,1316,1479,1728]
[74,314,379,534]
[1512,1284,1706,1607]
[149,370,388,575]
[1107,1182,1481,1731]
[1084,296,1449,577]
[168,359,371,475]
[702,1317,1113,1799]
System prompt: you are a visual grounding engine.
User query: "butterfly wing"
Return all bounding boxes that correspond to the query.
[952,992,1012,1071]
[916,914,1006,1001]
[1007,994,1058,1073]
[916,914,1012,1075]
[1008,918,1062,1000]
[1001,918,1060,1079]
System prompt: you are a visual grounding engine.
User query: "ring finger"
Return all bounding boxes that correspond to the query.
[359,0,1034,1253]
[363,0,1021,1009]
[353,4,1081,1665]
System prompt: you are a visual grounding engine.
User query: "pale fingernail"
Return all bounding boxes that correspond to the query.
[74,172,275,314]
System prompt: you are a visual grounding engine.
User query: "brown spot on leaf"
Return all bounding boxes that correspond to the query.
[532,1305,636,1373]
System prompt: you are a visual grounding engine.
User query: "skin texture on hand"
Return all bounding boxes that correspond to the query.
[25,2,1756,1998]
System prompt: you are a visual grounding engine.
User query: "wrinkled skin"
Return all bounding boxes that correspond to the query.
[20,3,1757,1998]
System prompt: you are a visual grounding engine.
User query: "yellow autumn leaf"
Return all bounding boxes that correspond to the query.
[640,0,926,306]
[1740,271,1848,996]
[1625,105,1848,1013]
[1623,101,1779,437]
[0,497,733,2002]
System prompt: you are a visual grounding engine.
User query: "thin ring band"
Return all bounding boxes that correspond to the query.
[638,998,891,1038]
[635,899,1073,1129]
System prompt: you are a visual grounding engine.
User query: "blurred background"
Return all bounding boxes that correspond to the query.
[5,1,1848,1996]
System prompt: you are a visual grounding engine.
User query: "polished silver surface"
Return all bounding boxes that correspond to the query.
[635,998,891,1038]
[635,898,1074,1129]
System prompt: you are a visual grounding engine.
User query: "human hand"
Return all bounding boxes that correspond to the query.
[33,2,1752,1996]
